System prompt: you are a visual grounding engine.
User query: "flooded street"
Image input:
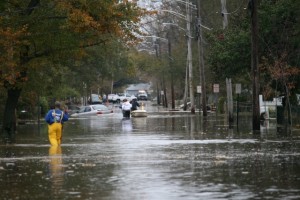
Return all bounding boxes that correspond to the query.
[1,103,300,200]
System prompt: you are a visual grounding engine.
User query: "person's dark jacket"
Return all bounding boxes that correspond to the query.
[131,99,140,111]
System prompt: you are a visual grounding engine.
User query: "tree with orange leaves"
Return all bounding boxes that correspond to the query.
[260,52,300,129]
[0,0,147,142]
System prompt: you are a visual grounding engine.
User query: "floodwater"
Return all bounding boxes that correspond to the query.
[1,103,300,200]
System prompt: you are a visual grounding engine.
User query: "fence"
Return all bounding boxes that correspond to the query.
[232,101,300,128]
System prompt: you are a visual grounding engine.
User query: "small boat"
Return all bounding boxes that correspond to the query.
[131,103,147,117]
[131,109,147,117]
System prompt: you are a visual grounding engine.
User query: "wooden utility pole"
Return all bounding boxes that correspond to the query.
[186,0,195,113]
[197,0,207,116]
[250,0,260,131]
[226,78,234,128]
[167,32,175,110]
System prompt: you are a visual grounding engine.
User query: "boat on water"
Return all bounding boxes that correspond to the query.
[131,109,147,117]
[131,103,147,117]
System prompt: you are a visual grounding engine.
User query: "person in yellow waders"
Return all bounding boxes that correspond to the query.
[45,101,69,146]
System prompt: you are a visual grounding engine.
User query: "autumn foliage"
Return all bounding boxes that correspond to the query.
[0,25,29,88]
[55,0,146,45]
[260,52,300,99]
[268,53,300,90]
[0,0,148,138]
[0,0,146,88]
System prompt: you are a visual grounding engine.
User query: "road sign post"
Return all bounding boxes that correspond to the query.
[236,84,242,128]
[213,84,219,115]
[197,86,202,114]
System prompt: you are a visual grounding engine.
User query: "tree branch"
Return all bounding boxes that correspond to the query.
[28,40,108,61]
[25,0,40,15]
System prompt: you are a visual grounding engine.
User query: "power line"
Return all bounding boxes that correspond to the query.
[221,0,248,15]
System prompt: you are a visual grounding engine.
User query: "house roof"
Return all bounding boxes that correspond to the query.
[126,83,151,91]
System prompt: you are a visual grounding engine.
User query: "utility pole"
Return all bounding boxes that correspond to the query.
[155,40,161,105]
[197,0,207,116]
[167,31,175,110]
[250,0,260,131]
[186,0,195,113]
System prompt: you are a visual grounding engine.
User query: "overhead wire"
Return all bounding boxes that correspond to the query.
[221,0,248,15]
[199,0,248,30]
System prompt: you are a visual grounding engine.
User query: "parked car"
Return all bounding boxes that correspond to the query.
[113,93,136,103]
[88,94,102,104]
[107,94,117,103]
[71,104,113,117]
[111,94,120,103]
[137,90,148,101]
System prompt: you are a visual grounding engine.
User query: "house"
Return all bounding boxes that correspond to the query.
[125,83,151,96]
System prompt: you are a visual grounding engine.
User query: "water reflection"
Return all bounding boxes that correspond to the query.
[131,117,147,130]
[121,119,132,133]
[0,112,299,200]
[49,146,63,199]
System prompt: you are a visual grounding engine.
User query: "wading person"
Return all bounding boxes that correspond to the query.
[45,101,69,146]
[131,98,140,111]
[121,99,132,118]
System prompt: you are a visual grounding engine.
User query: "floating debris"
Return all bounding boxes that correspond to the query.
[6,163,15,167]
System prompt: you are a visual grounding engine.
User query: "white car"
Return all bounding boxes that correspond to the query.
[71,105,113,117]
[111,94,120,103]
[137,91,148,101]
[113,93,136,103]
[107,94,117,102]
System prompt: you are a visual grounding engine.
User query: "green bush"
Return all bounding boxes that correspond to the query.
[39,96,49,116]
[218,97,226,114]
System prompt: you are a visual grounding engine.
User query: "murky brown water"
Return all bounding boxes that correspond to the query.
[1,104,300,200]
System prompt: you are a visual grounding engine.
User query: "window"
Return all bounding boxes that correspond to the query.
[84,107,91,112]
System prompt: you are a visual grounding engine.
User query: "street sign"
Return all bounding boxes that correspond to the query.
[236,84,241,94]
[160,90,164,95]
[197,86,202,94]
[213,84,219,93]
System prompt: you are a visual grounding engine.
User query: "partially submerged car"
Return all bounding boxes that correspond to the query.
[71,104,113,117]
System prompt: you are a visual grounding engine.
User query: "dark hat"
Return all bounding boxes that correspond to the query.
[55,101,61,107]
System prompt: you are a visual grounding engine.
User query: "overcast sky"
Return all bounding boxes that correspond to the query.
[137,0,162,9]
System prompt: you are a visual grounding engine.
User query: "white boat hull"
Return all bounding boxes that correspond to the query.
[131,110,147,117]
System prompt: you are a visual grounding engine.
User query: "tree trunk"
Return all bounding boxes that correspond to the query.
[2,88,22,143]
[1,0,39,143]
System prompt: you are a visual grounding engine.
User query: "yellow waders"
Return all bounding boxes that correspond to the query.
[48,110,64,146]
[48,123,63,146]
